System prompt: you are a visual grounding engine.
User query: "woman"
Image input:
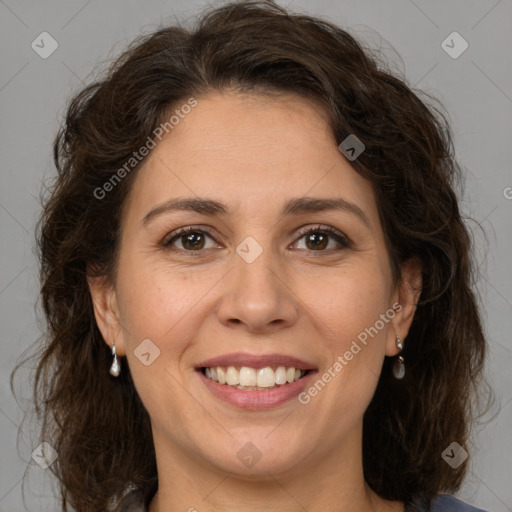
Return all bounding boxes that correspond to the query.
[13,1,492,511]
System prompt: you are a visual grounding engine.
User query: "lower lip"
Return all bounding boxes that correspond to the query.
[197,369,317,410]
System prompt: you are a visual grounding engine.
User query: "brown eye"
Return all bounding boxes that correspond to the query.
[163,228,217,251]
[180,232,206,250]
[304,232,329,250]
[293,226,351,252]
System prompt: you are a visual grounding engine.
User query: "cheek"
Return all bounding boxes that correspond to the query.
[307,264,392,347]
[115,265,201,410]
[302,263,392,407]
[116,254,204,342]
[291,266,394,450]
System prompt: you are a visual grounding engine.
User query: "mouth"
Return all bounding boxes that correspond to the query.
[195,353,317,409]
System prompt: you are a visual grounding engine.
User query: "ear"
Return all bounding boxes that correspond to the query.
[87,272,126,357]
[385,257,422,357]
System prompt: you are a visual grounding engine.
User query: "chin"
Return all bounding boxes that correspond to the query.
[201,435,311,478]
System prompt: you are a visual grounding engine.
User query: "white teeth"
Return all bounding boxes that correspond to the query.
[203,365,308,389]
[257,367,275,388]
[217,367,226,384]
[226,366,239,386]
[275,366,287,385]
[239,367,257,386]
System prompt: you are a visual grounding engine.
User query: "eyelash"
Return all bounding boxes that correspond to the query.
[161,224,351,254]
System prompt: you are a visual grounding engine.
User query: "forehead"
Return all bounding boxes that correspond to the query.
[122,91,379,228]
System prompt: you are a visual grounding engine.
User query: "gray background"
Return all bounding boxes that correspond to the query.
[1,0,511,510]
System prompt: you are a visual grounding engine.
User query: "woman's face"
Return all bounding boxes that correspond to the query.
[91,91,419,479]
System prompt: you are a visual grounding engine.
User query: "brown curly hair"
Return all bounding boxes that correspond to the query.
[11,1,493,511]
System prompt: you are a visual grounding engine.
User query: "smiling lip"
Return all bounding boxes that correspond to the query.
[195,352,318,410]
[198,368,317,410]
[196,352,317,371]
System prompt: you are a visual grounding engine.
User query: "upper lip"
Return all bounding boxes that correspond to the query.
[196,352,317,370]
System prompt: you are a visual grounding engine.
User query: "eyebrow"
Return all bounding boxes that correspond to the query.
[141,196,371,229]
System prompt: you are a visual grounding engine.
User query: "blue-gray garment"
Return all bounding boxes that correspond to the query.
[431,495,487,511]
[123,492,488,511]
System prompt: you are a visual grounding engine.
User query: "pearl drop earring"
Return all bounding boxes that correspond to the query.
[393,335,405,379]
[109,342,121,377]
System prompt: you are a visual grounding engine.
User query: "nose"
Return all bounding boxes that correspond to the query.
[215,242,299,334]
